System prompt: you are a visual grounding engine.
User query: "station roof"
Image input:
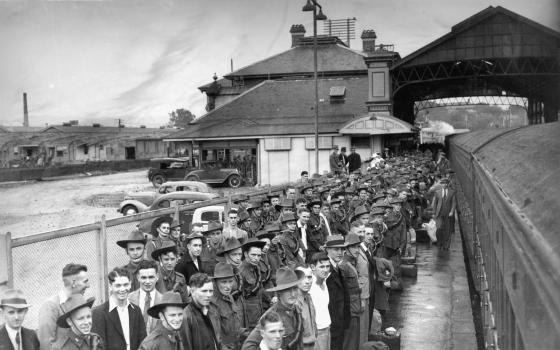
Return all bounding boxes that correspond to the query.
[167,76,369,140]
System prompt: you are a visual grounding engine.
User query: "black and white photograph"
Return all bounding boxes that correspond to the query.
[1,0,559,349]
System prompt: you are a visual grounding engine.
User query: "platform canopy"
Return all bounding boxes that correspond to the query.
[339,113,414,135]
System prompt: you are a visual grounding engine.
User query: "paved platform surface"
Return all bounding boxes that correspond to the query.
[383,226,477,349]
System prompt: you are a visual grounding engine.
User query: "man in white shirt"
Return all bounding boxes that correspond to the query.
[128,260,163,334]
[92,267,146,350]
[309,252,332,350]
[38,263,90,350]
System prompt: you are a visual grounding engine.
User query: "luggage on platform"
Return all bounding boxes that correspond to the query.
[370,329,401,350]
[401,264,418,278]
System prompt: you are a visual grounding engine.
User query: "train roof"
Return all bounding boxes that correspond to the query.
[451,122,560,244]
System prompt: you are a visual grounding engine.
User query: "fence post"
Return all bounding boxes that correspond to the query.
[98,215,109,302]
[0,232,13,291]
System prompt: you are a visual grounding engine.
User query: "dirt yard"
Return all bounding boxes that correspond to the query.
[0,169,258,238]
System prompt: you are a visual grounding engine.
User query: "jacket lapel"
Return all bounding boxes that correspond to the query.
[0,326,15,350]
[107,305,125,339]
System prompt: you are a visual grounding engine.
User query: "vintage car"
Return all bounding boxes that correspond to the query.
[118,181,212,215]
[148,157,242,188]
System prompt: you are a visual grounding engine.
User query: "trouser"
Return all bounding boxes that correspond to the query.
[359,299,369,345]
[316,327,330,350]
[342,316,360,350]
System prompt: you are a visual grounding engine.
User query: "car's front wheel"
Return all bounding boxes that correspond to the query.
[152,174,165,187]
[122,205,138,216]
[227,174,242,188]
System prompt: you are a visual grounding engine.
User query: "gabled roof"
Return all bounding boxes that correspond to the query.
[224,37,367,79]
[393,6,560,69]
[41,125,174,134]
[166,76,369,140]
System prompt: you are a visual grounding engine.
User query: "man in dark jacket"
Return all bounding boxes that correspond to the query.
[239,238,267,328]
[175,233,205,284]
[139,292,187,350]
[181,273,220,350]
[347,147,362,173]
[92,267,146,350]
[324,236,350,350]
[152,241,190,303]
[53,294,101,350]
[0,289,40,350]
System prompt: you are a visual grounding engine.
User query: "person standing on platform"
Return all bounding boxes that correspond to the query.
[324,236,349,350]
[151,242,190,303]
[431,178,456,250]
[0,289,40,350]
[239,238,267,328]
[174,232,205,284]
[329,146,342,175]
[38,264,90,350]
[128,260,163,334]
[146,217,173,261]
[309,253,331,350]
[347,147,362,174]
[138,292,187,350]
[117,229,148,292]
[338,147,349,174]
[294,266,317,350]
[52,294,100,350]
[257,312,284,350]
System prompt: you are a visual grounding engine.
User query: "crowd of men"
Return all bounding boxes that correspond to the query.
[0,148,457,350]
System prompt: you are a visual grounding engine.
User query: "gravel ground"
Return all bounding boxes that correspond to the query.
[0,169,258,238]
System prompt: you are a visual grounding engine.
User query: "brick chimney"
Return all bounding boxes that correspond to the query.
[290,24,306,47]
[361,30,377,53]
[23,92,29,127]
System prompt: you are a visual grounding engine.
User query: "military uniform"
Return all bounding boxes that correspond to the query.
[277,230,304,268]
[238,260,265,328]
[121,260,146,291]
[51,332,103,350]
[156,269,190,303]
[138,324,181,350]
[210,291,248,350]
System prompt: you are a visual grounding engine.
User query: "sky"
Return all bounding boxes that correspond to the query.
[0,0,558,128]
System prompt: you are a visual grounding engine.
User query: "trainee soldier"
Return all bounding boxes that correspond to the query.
[340,233,364,350]
[0,289,40,350]
[168,217,186,259]
[151,241,190,303]
[238,211,256,239]
[276,213,305,268]
[146,217,173,261]
[52,295,100,350]
[217,237,245,300]
[242,268,304,350]
[117,229,148,292]
[247,200,265,234]
[210,263,249,350]
[239,238,267,328]
[199,221,223,276]
[262,223,283,285]
[138,292,187,350]
[294,266,318,350]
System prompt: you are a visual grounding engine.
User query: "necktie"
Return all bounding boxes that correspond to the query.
[143,292,151,325]
[174,333,182,350]
[15,331,21,350]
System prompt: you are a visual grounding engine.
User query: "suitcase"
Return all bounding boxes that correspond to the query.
[401,264,418,278]
[415,228,431,243]
[370,330,401,350]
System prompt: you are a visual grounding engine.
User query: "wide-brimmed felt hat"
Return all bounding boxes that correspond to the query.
[264,223,281,233]
[242,237,267,251]
[344,187,356,195]
[389,198,404,205]
[351,205,370,222]
[116,228,147,248]
[306,197,322,208]
[370,207,386,216]
[170,216,182,229]
[237,211,250,224]
[202,221,223,233]
[57,295,95,327]
[344,233,362,247]
[147,292,188,319]
[324,235,346,248]
[0,289,31,309]
[247,200,262,211]
[329,198,342,206]
[266,267,301,292]
[233,195,249,204]
[385,189,398,196]
[266,192,281,199]
[184,232,205,244]
[256,230,276,240]
[217,237,243,256]
[213,262,236,279]
[300,184,313,194]
[151,240,178,260]
[281,212,297,223]
[372,202,393,210]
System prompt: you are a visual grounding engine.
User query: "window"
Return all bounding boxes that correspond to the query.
[264,137,291,151]
[329,86,346,103]
[56,151,64,157]
[201,211,220,221]
[83,145,89,155]
[305,136,333,150]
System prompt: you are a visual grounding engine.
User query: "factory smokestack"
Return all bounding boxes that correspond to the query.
[23,92,29,127]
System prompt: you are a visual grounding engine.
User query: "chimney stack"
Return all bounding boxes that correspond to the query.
[290,25,306,47]
[23,92,29,127]
[361,30,377,53]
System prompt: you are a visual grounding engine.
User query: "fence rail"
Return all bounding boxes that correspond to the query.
[1,184,286,328]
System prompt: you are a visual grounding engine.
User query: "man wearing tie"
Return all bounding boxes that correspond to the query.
[0,289,39,350]
[92,267,147,350]
[128,260,163,334]
[431,178,456,250]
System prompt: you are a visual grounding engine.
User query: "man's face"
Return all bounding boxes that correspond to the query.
[262,202,271,212]
[302,174,309,181]
[398,192,407,200]
[253,208,263,216]
[271,198,280,206]
[282,207,293,215]
[260,321,284,350]
[188,238,203,257]
[277,286,299,307]
[216,277,235,296]
[298,211,310,225]
[109,276,131,301]
[0,306,27,330]
[260,238,271,254]
[359,190,368,200]
[321,205,330,216]
[137,268,158,292]
[68,306,92,335]
[331,203,340,211]
[126,243,145,264]
[346,245,360,258]
[311,204,321,215]
[192,282,213,307]
[349,174,356,181]
[158,223,171,237]
[285,221,296,231]
[70,271,91,295]
[244,247,262,266]
[226,248,243,265]
[207,230,222,245]
[228,213,238,226]
[296,202,307,210]
[160,252,177,271]
[358,214,369,226]
[304,188,313,196]
[312,260,331,280]
[160,306,183,330]
[191,226,203,235]
[170,226,181,239]
[297,268,313,293]
[286,189,296,198]
[392,204,401,212]
[326,247,344,263]
[371,214,384,223]
[364,228,374,245]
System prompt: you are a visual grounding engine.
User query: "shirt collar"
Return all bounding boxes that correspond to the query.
[109,296,130,311]
[5,324,20,339]
[59,290,70,304]
[360,242,368,250]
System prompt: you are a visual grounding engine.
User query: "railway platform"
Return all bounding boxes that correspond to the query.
[383,221,477,349]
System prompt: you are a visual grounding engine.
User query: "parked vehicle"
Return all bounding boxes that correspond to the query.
[118,181,212,215]
[148,157,242,188]
[191,205,224,231]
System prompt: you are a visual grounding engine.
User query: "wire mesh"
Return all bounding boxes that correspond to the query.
[11,229,101,329]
